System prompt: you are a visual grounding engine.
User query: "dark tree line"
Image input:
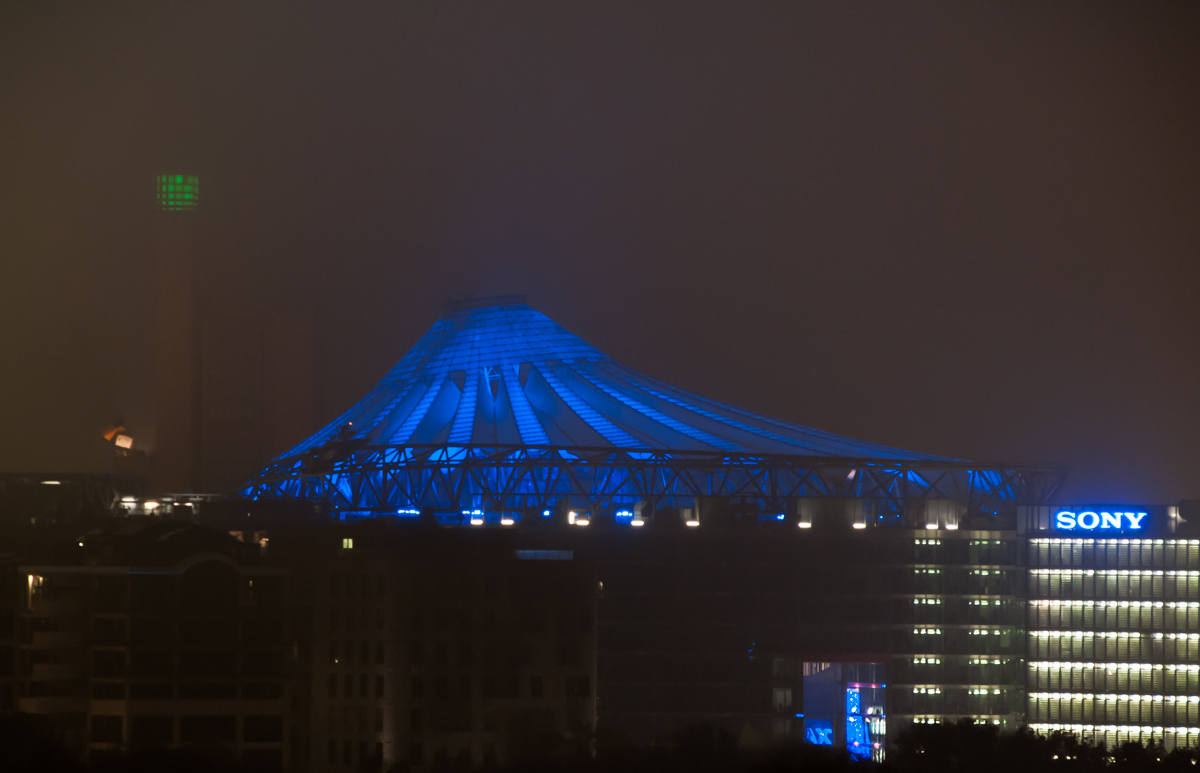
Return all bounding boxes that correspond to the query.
[889,720,1198,773]
[3,715,1199,773]
[577,720,1200,773]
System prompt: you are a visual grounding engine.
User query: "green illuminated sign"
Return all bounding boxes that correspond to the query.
[157,174,199,211]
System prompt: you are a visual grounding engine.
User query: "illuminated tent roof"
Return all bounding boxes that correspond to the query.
[280,298,945,461]
[241,298,1063,517]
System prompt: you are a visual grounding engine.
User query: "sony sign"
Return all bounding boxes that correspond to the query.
[1055,510,1147,531]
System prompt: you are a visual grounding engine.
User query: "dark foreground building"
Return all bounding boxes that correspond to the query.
[12,521,293,769]
[2,518,598,771]
[271,522,598,772]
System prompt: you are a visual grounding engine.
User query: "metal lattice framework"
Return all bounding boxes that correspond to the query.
[240,299,1066,519]
[244,446,1065,519]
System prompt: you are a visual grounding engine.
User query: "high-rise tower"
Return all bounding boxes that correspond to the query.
[150,173,315,494]
[152,174,201,493]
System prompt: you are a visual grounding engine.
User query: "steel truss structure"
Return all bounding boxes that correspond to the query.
[243,443,1067,519]
[240,299,1067,520]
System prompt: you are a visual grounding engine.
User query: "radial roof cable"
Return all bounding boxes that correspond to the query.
[363,383,417,437]
[601,361,950,460]
[606,362,903,458]
[600,362,822,453]
[535,364,643,448]
[448,371,480,444]
[502,366,550,446]
[386,377,445,444]
[280,402,358,457]
[574,367,742,452]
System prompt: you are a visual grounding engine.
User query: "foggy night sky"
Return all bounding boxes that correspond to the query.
[0,3,1197,503]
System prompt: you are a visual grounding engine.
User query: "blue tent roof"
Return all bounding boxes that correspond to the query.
[279,300,948,462]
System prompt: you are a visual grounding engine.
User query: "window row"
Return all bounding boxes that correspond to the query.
[1030,695,1200,726]
[1030,542,1200,570]
[408,673,590,701]
[328,673,386,699]
[27,649,285,679]
[887,691,1021,715]
[1029,726,1200,753]
[1028,603,1200,631]
[1028,635,1200,662]
[1030,664,1200,694]
[77,616,284,647]
[409,607,593,636]
[328,739,385,768]
[909,543,1017,565]
[89,713,283,745]
[77,681,282,701]
[410,639,583,669]
[896,630,1020,655]
[329,640,385,666]
[1029,573,1200,601]
[404,741,497,768]
[328,706,383,734]
[328,574,386,600]
[328,607,385,633]
[889,662,1021,685]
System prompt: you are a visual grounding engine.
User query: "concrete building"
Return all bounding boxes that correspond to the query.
[14,520,293,770]
[269,522,598,772]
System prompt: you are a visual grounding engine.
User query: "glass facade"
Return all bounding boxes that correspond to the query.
[1026,535,1200,751]
[882,534,1026,732]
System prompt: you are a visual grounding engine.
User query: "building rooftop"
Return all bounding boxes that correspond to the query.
[278,299,947,461]
[240,299,1062,516]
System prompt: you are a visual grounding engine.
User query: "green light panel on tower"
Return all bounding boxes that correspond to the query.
[157,175,199,211]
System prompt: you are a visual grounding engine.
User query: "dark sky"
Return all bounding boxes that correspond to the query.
[1,2,1197,503]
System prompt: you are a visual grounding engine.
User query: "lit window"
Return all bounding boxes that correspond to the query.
[342,538,354,550]
[515,550,573,561]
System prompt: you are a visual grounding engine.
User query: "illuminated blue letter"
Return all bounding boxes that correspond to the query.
[1056,511,1076,530]
[1077,512,1100,529]
[1101,512,1122,529]
[1126,512,1147,529]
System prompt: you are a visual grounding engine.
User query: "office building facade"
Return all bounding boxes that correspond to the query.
[1025,504,1200,752]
